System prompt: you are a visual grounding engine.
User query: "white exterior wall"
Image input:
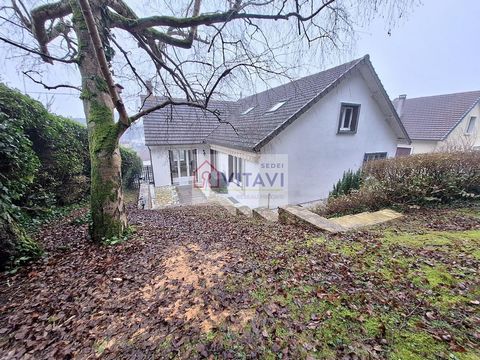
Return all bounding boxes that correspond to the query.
[149,144,209,187]
[410,140,438,154]
[261,71,399,204]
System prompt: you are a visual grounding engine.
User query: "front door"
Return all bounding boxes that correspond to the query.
[169,149,198,185]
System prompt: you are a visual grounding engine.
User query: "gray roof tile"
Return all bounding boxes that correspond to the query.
[143,55,405,150]
[394,91,480,141]
[142,98,236,146]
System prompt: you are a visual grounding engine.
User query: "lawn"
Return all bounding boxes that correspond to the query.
[0,202,479,359]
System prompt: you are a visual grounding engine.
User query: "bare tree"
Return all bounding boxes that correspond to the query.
[0,0,414,242]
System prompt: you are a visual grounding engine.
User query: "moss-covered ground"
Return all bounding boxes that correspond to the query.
[209,203,480,359]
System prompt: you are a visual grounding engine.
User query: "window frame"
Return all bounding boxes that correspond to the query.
[395,146,412,157]
[210,149,217,168]
[363,152,387,163]
[337,102,361,134]
[465,116,477,135]
[228,155,243,186]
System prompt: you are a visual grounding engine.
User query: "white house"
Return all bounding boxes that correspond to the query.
[143,55,410,208]
[393,91,480,155]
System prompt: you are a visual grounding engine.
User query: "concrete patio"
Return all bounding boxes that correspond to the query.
[175,185,208,205]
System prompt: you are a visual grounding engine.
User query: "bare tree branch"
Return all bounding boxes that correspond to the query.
[109,34,152,99]
[109,0,336,31]
[11,0,31,28]
[0,35,77,64]
[23,70,81,91]
[29,0,72,63]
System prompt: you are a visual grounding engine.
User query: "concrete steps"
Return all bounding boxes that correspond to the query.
[205,191,237,215]
[330,209,403,229]
[235,205,252,217]
[138,183,152,209]
[279,205,402,233]
[252,207,279,222]
[279,205,346,233]
[142,185,401,232]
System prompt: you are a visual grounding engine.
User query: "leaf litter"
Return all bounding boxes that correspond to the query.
[0,202,479,359]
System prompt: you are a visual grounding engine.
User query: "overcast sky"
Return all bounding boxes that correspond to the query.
[1,0,479,119]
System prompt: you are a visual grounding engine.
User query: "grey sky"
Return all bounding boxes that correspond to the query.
[1,0,478,119]
[355,0,480,99]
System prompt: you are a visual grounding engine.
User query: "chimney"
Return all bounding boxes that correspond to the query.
[145,80,153,95]
[395,94,407,117]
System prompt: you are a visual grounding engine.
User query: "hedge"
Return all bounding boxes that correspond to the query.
[0,84,90,269]
[324,151,480,216]
[120,147,143,189]
[0,84,144,269]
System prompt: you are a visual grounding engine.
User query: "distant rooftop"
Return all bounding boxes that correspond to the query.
[393,91,480,141]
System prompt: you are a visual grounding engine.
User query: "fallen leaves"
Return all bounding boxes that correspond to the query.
[0,203,479,358]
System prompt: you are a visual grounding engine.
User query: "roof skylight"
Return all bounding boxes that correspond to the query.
[241,106,255,115]
[266,101,287,113]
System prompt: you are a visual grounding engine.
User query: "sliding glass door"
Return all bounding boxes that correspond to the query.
[169,149,197,185]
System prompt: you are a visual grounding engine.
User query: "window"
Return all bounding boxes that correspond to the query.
[338,103,360,133]
[266,101,286,113]
[210,149,218,168]
[395,147,411,157]
[228,155,243,184]
[169,149,197,181]
[188,149,197,176]
[364,152,387,162]
[466,116,477,135]
[241,106,255,115]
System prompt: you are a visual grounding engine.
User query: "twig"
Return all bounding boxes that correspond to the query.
[23,70,81,91]
[0,35,77,64]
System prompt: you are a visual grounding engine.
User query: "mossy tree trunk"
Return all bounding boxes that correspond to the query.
[72,1,127,242]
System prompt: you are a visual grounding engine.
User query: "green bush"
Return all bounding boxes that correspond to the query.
[0,84,90,210]
[120,147,143,189]
[0,84,89,269]
[324,152,480,216]
[330,169,362,198]
[0,83,143,268]
[36,115,90,205]
[1,84,46,267]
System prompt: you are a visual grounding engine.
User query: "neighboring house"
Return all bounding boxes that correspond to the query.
[120,119,151,162]
[393,91,480,155]
[143,55,410,208]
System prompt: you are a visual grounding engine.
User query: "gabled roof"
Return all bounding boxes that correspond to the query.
[393,91,480,141]
[143,55,409,151]
[142,99,236,146]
